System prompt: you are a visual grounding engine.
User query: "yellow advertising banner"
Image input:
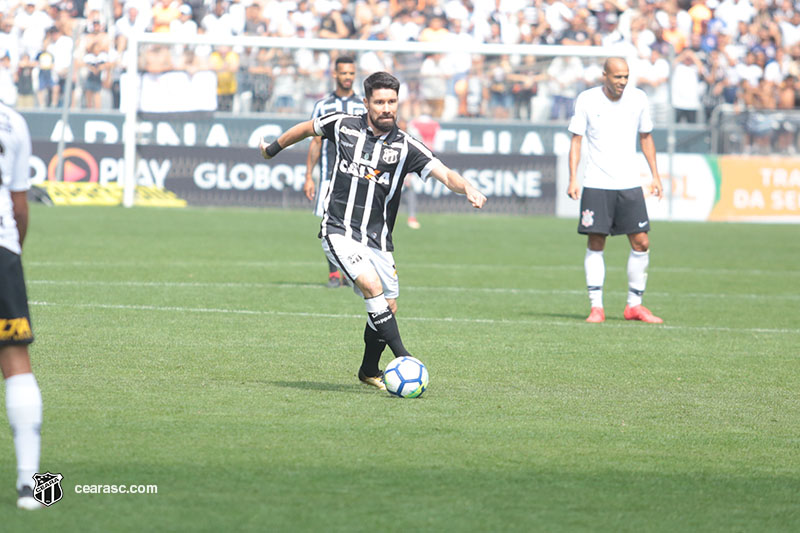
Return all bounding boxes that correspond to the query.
[34,183,187,208]
[710,156,800,222]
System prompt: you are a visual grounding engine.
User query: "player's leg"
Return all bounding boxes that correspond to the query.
[322,236,409,387]
[0,247,42,510]
[612,188,663,323]
[578,188,614,322]
[1,346,43,510]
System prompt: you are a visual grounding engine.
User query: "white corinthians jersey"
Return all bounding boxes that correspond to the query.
[313,112,441,251]
[310,93,366,183]
[568,86,653,190]
[0,103,32,255]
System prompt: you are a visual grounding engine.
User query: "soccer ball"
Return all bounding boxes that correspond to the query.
[383,356,429,398]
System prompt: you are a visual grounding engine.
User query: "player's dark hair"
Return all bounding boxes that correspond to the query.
[335,56,355,68]
[363,72,400,100]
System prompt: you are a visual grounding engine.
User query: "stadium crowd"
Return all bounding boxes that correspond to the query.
[0,0,799,150]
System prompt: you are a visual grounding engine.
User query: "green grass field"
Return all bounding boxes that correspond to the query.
[2,205,799,532]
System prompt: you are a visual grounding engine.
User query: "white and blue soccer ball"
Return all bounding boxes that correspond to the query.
[383,356,429,398]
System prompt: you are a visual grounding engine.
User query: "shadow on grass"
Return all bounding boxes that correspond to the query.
[521,310,628,322]
[268,380,372,394]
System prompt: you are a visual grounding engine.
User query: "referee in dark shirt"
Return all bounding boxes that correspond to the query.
[260,71,486,390]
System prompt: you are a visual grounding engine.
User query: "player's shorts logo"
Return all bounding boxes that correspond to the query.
[381,148,398,164]
[33,472,64,506]
[581,209,595,227]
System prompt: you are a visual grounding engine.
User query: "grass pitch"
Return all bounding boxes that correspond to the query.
[3,206,799,532]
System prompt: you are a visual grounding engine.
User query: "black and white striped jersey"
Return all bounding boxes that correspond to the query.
[313,112,441,252]
[310,93,366,183]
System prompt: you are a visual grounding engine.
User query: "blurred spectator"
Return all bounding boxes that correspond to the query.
[487,55,512,119]
[107,34,128,109]
[508,55,542,120]
[247,46,274,112]
[387,9,421,41]
[546,55,583,120]
[687,0,712,35]
[0,51,16,105]
[714,0,755,38]
[636,47,670,123]
[662,13,688,53]
[15,52,36,108]
[291,0,319,35]
[209,46,239,111]
[297,44,330,113]
[202,0,239,36]
[115,2,149,39]
[418,13,450,42]
[81,40,107,109]
[152,0,181,33]
[777,74,799,152]
[419,52,447,118]
[455,55,487,117]
[170,4,198,37]
[318,1,357,39]
[671,47,706,123]
[271,50,298,112]
[560,9,593,45]
[16,1,54,59]
[544,0,574,42]
[37,27,58,106]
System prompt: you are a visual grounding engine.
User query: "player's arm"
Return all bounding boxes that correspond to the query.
[567,133,582,200]
[304,136,322,201]
[428,164,486,209]
[259,119,318,160]
[11,192,28,248]
[639,132,663,199]
[11,118,32,248]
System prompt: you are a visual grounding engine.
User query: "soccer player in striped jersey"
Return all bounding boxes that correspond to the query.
[0,102,44,509]
[304,56,366,288]
[260,71,486,389]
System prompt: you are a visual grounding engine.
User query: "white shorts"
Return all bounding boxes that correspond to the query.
[321,234,399,299]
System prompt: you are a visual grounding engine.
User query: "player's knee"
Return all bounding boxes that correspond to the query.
[0,345,33,379]
[632,235,650,252]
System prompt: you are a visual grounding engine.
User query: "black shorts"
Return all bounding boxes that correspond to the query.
[578,187,650,236]
[0,247,34,346]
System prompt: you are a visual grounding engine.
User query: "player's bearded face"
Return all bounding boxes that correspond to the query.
[365,88,399,133]
[335,64,355,91]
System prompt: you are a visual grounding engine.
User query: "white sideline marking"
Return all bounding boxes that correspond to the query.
[28,300,800,335]
[27,279,800,301]
[25,260,800,277]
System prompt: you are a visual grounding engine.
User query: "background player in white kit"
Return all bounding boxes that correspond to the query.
[0,102,44,509]
[567,57,665,324]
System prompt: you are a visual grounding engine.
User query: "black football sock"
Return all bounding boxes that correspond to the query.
[360,323,387,377]
[368,308,411,359]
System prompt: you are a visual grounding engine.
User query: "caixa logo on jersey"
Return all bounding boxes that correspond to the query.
[338,161,391,185]
[33,472,64,506]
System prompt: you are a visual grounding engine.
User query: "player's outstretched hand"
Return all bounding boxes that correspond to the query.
[467,187,487,209]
